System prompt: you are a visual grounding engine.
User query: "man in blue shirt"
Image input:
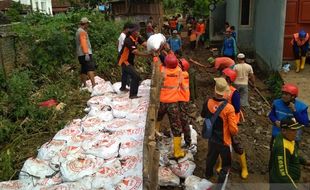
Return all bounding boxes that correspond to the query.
[167,30,182,53]
[222,28,237,60]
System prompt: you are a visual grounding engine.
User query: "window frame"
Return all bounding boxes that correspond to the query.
[239,0,254,28]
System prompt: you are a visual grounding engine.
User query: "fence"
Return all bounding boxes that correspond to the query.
[143,57,162,189]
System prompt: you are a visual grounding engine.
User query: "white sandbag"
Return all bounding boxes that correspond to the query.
[53,126,82,142]
[60,154,105,182]
[37,140,67,161]
[140,79,151,87]
[185,175,213,190]
[147,33,166,52]
[101,118,138,132]
[111,102,131,118]
[158,166,180,187]
[86,95,112,107]
[0,180,30,190]
[114,128,145,141]
[91,81,114,97]
[82,133,121,159]
[189,125,198,145]
[112,82,125,94]
[91,159,123,189]
[81,116,105,132]
[86,76,105,87]
[86,105,114,122]
[115,176,143,190]
[50,146,84,170]
[120,155,142,175]
[169,160,196,178]
[64,119,82,129]
[39,181,92,190]
[25,173,62,189]
[67,132,97,147]
[119,140,143,157]
[19,158,55,179]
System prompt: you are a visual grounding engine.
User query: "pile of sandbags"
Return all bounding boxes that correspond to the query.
[0,77,150,190]
[157,125,213,189]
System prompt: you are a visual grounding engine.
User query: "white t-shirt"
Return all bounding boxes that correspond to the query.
[118,32,126,53]
[233,62,253,85]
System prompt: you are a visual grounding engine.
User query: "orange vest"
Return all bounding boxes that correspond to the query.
[291,33,309,46]
[224,85,240,123]
[160,66,181,103]
[179,71,190,102]
[196,23,205,34]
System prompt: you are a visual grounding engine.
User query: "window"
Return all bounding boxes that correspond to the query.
[41,2,46,12]
[240,0,251,26]
[35,2,39,11]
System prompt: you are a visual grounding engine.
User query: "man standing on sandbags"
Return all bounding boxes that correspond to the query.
[76,17,96,90]
[156,53,186,159]
[118,24,150,99]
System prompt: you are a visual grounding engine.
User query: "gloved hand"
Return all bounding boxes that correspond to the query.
[85,54,90,61]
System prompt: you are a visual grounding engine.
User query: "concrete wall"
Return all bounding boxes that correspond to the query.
[254,0,286,71]
[13,0,53,15]
[209,2,226,41]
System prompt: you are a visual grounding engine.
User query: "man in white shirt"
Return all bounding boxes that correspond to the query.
[233,53,255,107]
[117,23,131,54]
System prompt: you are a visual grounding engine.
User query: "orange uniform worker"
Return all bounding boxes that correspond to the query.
[178,58,191,146]
[156,53,186,159]
[201,77,238,189]
[218,68,248,179]
[207,57,235,72]
[195,19,206,47]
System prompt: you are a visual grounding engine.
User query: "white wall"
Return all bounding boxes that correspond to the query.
[13,0,53,15]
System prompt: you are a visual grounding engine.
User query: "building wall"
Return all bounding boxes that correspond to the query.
[209,1,226,41]
[254,0,286,71]
[13,0,53,14]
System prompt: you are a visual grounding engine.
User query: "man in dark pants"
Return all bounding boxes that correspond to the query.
[118,24,149,99]
[201,78,238,190]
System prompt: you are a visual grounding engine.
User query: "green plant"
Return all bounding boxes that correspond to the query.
[0,149,14,180]
[266,72,283,99]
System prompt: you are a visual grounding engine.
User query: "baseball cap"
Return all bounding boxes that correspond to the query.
[80,17,91,24]
[280,118,304,130]
[214,77,230,96]
[173,30,178,34]
[128,24,140,33]
[237,53,245,59]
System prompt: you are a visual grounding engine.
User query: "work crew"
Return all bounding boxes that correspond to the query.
[118,24,150,99]
[291,30,309,72]
[269,118,309,190]
[233,53,255,107]
[201,77,238,190]
[207,56,235,72]
[76,17,96,90]
[268,83,309,147]
[222,27,237,60]
[156,53,186,159]
[177,55,191,146]
[214,68,248,179]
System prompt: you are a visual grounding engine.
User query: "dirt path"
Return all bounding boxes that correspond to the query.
[160,39,310,190]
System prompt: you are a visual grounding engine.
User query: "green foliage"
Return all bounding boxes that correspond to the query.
[0,11,10,24]
[0,149,14,180]
[266,72,283,99]
[6,1,24,22]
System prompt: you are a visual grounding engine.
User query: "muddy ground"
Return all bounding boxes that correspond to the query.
[160,38,310,190]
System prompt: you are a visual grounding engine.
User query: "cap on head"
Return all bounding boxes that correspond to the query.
[214,77,230,96]
[298,30,306,39]
[237,53,245,59]
[282,83,298,97]
[80,17,91,24]
[222,68,237,82]
[208,57,215,64]
[199,19,203,22]
[280,117,303,130]
[173,30,178,34]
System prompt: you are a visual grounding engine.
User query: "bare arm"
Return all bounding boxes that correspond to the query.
[132,49,150,57]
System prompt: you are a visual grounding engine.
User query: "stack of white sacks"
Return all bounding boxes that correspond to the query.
[0,76,150,190]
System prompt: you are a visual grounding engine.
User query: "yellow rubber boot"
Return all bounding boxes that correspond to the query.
[301,57,306,70]
[215,156,222,173]
[173,137,186,159]
[295,59,301,73]
[240,152,249,179]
